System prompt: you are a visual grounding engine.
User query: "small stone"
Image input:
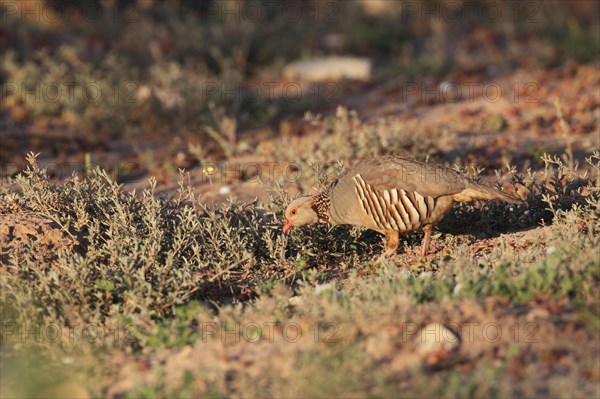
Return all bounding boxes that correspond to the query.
[453,283,463,295]
[526,307,550,321]
[417,323,460,356]
[288,296,303,306]
[283,56,372,82]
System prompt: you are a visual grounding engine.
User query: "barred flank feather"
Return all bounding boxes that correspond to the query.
[352,174,437,232]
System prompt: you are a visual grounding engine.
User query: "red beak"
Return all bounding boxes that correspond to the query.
[283,219,293,234]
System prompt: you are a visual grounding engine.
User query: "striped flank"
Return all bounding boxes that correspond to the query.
[353,174,436,232]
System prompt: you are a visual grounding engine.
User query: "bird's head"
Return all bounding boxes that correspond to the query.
[283,196,319,233]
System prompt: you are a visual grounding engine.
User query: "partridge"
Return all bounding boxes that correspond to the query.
[283,156,522,261]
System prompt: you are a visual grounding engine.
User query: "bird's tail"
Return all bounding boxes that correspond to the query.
[452,181,523,204]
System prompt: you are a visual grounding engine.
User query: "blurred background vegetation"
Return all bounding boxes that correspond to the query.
[1,0,598,180]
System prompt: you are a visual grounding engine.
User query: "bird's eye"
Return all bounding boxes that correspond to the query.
[291,209,297,215]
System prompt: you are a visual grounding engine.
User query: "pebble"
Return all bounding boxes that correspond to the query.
[417,323,460,356]
[283,56,372,82]
[288,296,303,306]
[453,283,463,295]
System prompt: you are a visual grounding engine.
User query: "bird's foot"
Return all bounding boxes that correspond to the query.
[372,231,400,268]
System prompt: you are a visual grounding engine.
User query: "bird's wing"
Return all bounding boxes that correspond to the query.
[348,157,469,197]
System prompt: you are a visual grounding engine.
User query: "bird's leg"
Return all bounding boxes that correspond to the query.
[421,224,433,257]
[374,231,399,265]
[385,231,400,256]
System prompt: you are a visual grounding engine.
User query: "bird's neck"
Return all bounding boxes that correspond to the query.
[310,192,331,223]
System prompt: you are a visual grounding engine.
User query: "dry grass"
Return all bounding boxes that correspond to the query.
[0,146,598,398]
